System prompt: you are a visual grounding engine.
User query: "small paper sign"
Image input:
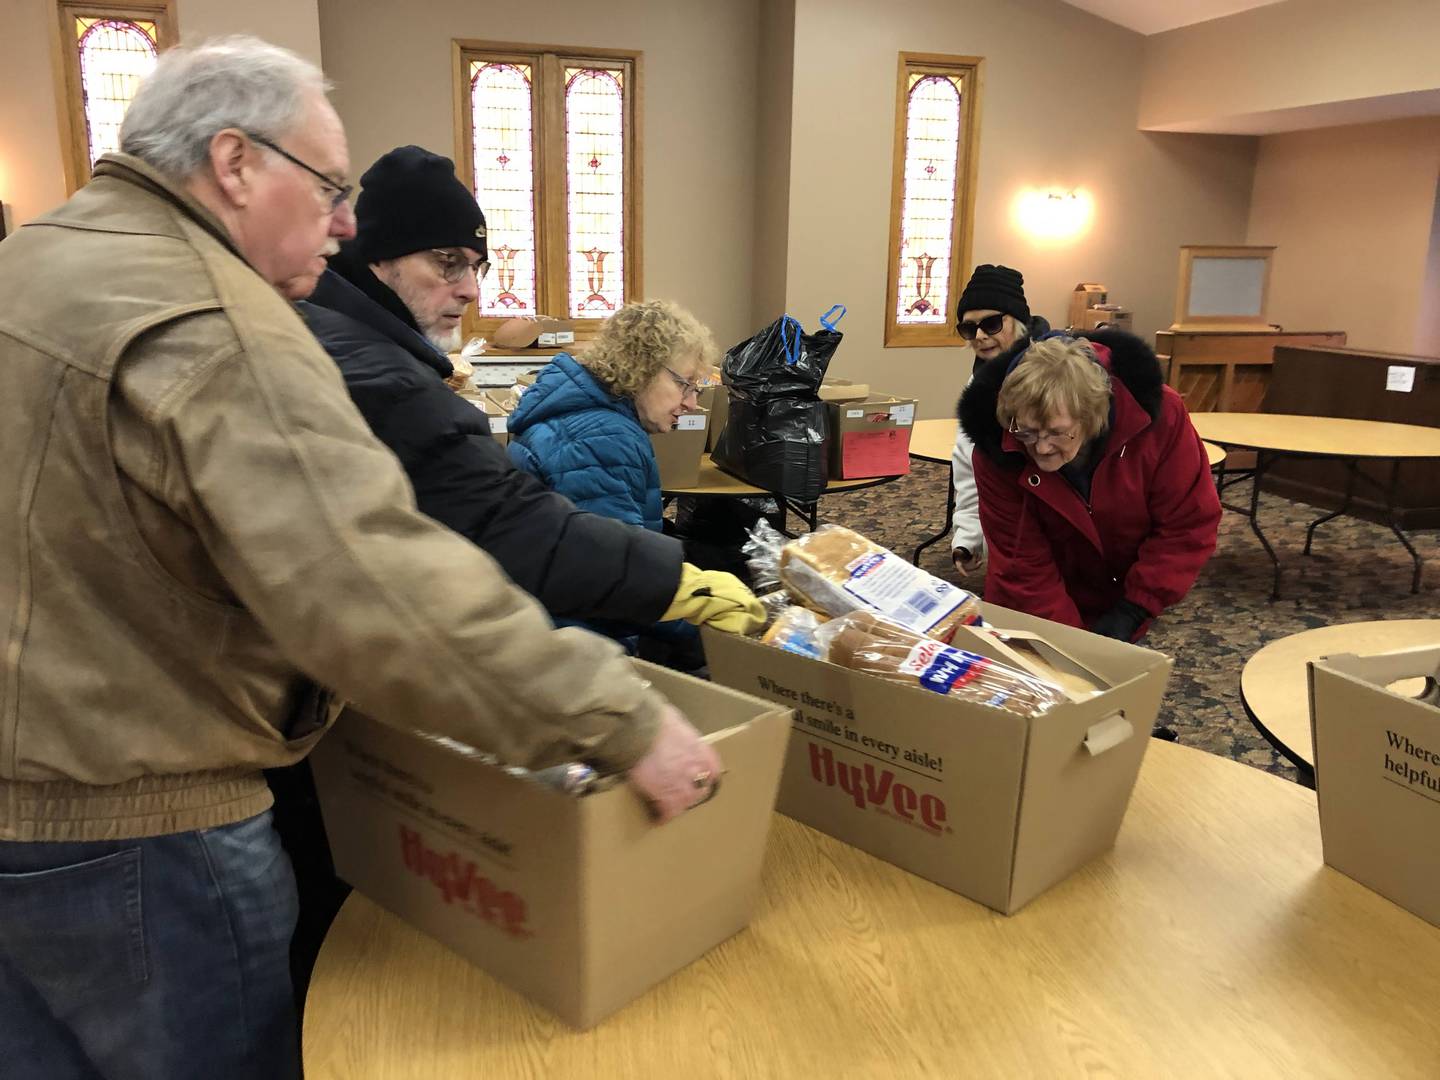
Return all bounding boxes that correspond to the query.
[1386,366,1416,393]
[890,403,916,426]
[677,414,707,431]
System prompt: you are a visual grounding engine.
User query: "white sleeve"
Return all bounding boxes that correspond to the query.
[950,380,984,559]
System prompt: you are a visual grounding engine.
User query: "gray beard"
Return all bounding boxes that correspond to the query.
[426,326,463,353]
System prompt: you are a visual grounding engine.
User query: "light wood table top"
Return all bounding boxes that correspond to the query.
[908,417,958,463]
[1241,619,1440,770]
[303,739,1440,1079]
[1203,440,1225,468]
[664,454,897,497]
[1192,412,1440,458]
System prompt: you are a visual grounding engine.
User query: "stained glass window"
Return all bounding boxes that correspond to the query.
[471,61,538,315]
[564,68,625,319]
[75,17,159,168]
[895,74,962,326]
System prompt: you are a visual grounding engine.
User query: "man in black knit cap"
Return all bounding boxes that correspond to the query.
[949,265,1051,577]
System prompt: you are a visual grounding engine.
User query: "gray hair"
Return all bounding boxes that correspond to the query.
[1009,314,1031,342]
[120,36,329,178]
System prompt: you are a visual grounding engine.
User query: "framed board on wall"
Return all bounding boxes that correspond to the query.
[1172,245,1275,331]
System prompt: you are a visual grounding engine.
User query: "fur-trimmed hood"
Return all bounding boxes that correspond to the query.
[957,328,1166,463]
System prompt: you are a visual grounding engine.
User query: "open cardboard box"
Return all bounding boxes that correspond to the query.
[1310,646,1440,927]
[468,390,513,446]
[826,396,916,479]
[651,407,709,489]
[309,661,792,1028]
[704,602,1171,914]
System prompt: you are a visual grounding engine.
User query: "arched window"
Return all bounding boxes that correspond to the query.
[56,2,175,193]
[458,42,639,344]
[885,55,983,347]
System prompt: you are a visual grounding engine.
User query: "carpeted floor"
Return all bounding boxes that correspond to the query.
[811,460,1440,785]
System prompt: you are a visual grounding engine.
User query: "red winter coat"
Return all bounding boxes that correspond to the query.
[957,330,1220,636]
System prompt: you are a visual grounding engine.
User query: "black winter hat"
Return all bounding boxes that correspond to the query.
[956,264,1029,325]
[353,145,488,262]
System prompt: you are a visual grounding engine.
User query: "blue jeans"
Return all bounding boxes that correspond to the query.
[0,809,300,1080]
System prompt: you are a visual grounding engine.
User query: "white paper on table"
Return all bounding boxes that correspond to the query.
[1386,365,1416,392]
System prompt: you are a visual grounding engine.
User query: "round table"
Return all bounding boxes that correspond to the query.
[1191,412,1440,597]
[1241,619,1440,775]
[302,740,1440,1078]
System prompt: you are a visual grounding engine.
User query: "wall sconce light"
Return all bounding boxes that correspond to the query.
[1013,187,1093,242]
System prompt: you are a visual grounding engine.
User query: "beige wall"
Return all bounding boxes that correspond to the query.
[0,0,322,231]
[750,0,796,330]
[1140,0,1440,133]
[781,0,1257,417]
[317,0,762,350]
[1245,117,1440,355]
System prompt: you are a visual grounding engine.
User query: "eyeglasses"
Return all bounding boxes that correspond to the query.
[245,131,353,211]
[958,313,1008,341]
[664,366,702,399]
[428,249,491,285]
[1009,419,1081,446]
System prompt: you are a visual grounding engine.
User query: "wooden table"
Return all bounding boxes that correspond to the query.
[905,417,1224,564]
[1192,412,1440,597]
[1241,619,1440,778]
[303,740,1440,1079]
[663,453,901,532]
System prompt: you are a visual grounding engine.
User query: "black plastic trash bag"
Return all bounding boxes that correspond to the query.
[712,306,844,503]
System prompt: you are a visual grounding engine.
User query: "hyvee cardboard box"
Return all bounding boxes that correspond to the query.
[704,603,1172,914]
[651,407,708,489]
[827,396,917,479]
[310,661,792,1028]
[1310,647,1440,927]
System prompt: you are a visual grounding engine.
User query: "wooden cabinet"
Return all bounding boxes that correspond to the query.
[1157,329,1347,412]
[1263,346,1440,529]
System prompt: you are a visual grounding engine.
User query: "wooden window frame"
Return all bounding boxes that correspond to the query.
[53,0,177,195]
[884,52,984,349]
[453,39,642,349]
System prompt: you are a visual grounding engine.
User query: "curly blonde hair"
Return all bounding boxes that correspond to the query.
[579,299,718,400]
[996,337,1112,441]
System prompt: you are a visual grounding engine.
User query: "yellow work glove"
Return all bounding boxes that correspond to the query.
[661,564,766,635]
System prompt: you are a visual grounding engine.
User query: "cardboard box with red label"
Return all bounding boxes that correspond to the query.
[704,603,1171,914]
[827,396,917,479]
[309,661,792,1028]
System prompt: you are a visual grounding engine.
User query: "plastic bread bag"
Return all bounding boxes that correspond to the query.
[751,523,983,640]
[757,587,799,628]
[759,605,827,659]
[813,611,1066,718]
[742,518,788,593]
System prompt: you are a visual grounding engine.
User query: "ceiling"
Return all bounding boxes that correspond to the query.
[1058,0,1286,35]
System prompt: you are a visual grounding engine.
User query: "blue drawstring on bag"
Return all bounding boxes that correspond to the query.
[779,314,803,366]
[819,304,846,332]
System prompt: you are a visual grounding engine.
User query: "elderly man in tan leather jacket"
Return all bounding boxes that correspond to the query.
[0,37,720,1080]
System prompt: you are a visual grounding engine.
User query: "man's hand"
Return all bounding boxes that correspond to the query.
[626,705,723,823]
[661,564,765,635]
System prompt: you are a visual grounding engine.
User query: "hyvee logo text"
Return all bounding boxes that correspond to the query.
[807,742,947,833]
[398,826,533,939]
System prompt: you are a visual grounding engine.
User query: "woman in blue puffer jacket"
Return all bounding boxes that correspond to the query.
[508,299,715,659]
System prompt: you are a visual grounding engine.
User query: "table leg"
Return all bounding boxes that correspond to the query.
[911,459,956,565]
[1245,451,1284,601]
[1303,458,1359,556]
[1381,459,1425,593]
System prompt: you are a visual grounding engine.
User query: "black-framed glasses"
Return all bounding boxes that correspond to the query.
[1008,419,1081,446]
[427,249,491,285]
[958,313,1007,341]
[664,366,702,399]
[245,131,352,211]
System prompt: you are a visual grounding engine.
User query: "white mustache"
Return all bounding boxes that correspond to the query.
[320,240,341,258]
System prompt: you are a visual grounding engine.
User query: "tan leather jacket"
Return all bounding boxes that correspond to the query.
[0,155,660,842]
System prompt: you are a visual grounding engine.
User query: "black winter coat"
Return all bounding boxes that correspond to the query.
[298,265,683,625]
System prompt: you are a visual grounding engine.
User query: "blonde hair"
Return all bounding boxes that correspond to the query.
[579,299,718,400]
[996,337,1111,440]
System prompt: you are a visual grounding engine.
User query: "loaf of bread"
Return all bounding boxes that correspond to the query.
[760,605,826,658]
[819,612,1065,717]
[779,525,982,641]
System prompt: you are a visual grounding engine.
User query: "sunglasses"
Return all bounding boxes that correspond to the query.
[245,131,352,211]
[428,249,491,285]
[957,313,1008,341]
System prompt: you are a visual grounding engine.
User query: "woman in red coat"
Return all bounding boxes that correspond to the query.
[957,330,1220,641]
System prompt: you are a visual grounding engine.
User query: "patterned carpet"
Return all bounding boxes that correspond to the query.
[811,460,1440,785]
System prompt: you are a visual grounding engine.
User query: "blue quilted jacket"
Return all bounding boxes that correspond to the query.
[507,354,664,532]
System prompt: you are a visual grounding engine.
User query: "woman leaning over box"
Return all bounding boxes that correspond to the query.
[957,330,1220,642]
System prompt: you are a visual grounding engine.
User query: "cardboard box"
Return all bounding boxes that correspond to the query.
[704,602,1172,914]
[491,315,576,349]
[1081,308,1133,334]
[826,396,916,479]
[535,316,576,348]
[1068,283,1108,328]
[819,379,872,404]
[466,390,513,446]
[651,407,709,489]
[701,385,729,453]
[1309,647,1440,928]
[309,662,793,1028]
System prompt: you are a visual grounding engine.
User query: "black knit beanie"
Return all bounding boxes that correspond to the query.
[956,264,1030,325]
[353,146,488,262]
